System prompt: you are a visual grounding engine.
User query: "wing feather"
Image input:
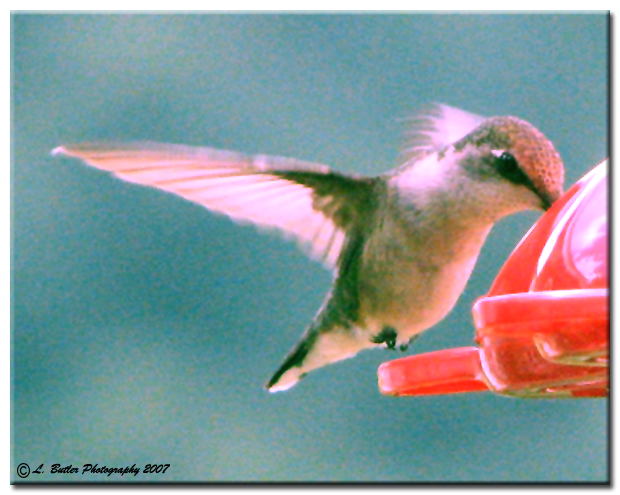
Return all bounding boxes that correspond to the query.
[402,104,487,162]
[53,141,375,270]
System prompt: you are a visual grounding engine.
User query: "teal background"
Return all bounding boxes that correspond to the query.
[12,14,608,482]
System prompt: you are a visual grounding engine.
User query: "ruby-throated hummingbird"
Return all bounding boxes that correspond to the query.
[53,104,564,392]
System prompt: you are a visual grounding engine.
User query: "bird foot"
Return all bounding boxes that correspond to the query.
[399,335,420,352]
[371,326,398,350]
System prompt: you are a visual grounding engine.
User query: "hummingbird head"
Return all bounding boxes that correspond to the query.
[453,116,564,212]
[396,106,564,222]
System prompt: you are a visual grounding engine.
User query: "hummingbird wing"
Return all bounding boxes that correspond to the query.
[403,104,486,161]
[53,141,376,270]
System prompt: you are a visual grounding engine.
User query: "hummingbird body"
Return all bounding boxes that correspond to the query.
[54,105,564,392]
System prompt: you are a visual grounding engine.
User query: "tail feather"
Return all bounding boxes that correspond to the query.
[266,329,319,392]
[266,325,372,392]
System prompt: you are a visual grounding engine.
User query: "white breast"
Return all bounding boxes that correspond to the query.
[358,190,492,341]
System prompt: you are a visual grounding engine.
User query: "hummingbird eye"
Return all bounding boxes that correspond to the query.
[494,151,530,186]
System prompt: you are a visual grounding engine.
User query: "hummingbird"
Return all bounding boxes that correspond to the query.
[53,104,564,392]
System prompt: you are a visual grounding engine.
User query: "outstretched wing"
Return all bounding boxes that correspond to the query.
[53,141,377,270]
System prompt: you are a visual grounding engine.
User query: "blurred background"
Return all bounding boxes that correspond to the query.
[12,13,608,482]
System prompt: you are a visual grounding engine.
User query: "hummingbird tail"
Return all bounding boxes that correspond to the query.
[265,330,318,392]
[266,325,371,392]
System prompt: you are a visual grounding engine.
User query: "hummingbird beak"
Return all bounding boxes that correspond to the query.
[541,195,553,211]
[538,188,561,211]
[514,175,558,212]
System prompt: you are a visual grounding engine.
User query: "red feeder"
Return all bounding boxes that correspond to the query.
[378,159,609,398]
